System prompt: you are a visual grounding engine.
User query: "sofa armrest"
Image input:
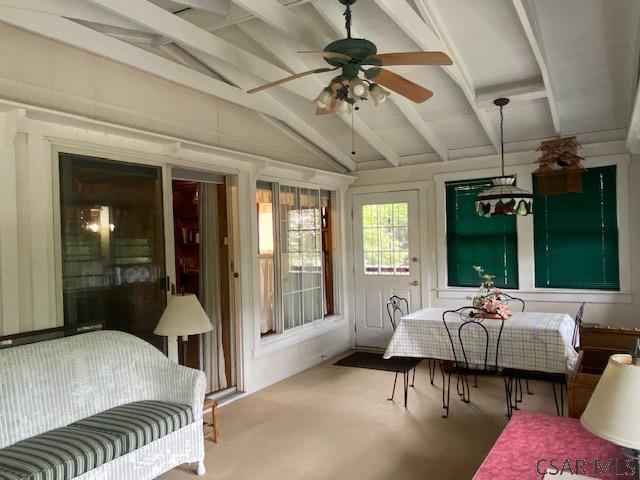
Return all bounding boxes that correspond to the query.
[156,361,207,420]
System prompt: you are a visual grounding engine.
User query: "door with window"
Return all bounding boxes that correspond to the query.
[352,190,421,348]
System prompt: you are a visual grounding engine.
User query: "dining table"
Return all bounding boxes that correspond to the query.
[383,307,579,375]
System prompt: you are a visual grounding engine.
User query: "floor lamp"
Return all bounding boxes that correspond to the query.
[154,293,213,366]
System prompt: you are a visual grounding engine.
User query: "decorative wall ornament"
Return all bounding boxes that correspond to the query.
[533,136,586,195]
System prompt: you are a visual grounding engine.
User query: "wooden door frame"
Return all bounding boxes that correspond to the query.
[346,181,432,348]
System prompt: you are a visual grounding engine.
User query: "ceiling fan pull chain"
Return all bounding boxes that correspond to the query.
[351,109,356,156]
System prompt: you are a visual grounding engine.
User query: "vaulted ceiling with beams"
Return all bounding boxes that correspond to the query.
[2,0,639,173]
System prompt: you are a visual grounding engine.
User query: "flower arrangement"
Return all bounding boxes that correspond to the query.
[470,265,512,319]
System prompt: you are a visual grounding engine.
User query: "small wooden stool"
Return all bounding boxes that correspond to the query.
[203,399,220,443]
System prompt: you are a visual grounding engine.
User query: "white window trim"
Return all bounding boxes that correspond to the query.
[433,154,632,304]
[251,175,349,357]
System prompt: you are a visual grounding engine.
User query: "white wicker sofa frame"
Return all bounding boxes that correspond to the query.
[0,331,207,479]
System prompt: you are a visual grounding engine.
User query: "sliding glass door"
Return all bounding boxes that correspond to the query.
[58,153,167,351]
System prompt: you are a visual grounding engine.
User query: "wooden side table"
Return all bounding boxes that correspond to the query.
[203,399,220,443]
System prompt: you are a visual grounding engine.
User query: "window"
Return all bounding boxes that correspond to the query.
[362,203,409,275]
[257,182,335,336]
[533,165,619,290]
[446,179,518,288]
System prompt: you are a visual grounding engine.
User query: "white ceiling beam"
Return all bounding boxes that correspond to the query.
[238,21,400,166]
[512,0,561,136]
[476,80,547,109]
[384,0,501,152]
[312,0,447,161]
[0,6,355,171]
[85,0,397,166]
[229,0,327,48]
[0,0,142,31]
[74,20,163,45]
[170,0,230,16]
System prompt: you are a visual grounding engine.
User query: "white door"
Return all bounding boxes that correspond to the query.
[352,190,421,348]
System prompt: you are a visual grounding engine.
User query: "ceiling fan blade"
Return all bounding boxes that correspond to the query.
[297,50,351,61]
[372,68,433,103]
[247,68,334,94]
[315,94,338,115]
[368,51,453,66]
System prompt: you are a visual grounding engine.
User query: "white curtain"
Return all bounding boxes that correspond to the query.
[199,183,227,392]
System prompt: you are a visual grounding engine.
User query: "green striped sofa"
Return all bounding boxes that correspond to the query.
[0,331,207,480]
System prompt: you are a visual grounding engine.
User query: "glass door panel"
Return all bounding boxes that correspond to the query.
[59,153,167,352]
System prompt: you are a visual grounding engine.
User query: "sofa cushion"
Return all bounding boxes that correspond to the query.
[0,401,193,480]
[70,401,194,452]
[0,425,124,480]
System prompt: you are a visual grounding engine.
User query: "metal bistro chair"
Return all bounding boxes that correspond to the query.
[440,307,513,418]
[386,295,433,407]
[505,302,586,416]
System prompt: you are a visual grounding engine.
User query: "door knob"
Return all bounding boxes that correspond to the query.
[410,280,419,286]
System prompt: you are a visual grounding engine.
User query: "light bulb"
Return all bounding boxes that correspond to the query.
[349,78,366,98]
[313,88,333,109]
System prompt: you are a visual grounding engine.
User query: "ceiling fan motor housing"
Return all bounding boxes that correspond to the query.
[323,38,377,67]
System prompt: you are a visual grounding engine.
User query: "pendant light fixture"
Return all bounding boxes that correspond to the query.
[475,98,533,217]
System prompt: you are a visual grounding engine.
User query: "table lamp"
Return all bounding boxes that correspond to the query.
[154,293,212,365]
[581,343,640,479]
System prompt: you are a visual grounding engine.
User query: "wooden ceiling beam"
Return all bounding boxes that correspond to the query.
[512,0,561,136]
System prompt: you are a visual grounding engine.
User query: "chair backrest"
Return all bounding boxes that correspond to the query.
[497,293,525,312]
[442,307,505,372]
[386,295,409,330]
[572,302,586,348]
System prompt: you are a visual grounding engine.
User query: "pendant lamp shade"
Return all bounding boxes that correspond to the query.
[476,98,533,217]
[154,294,212,341]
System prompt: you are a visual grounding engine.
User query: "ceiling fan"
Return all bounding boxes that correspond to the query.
[246,0,453,115]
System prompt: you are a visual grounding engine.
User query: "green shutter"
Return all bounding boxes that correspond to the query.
[446,179,519,288]
[533,165,619,290]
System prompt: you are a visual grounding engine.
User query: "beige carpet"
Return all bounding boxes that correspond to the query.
[160,351,559,480]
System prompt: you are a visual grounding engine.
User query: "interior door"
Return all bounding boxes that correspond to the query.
[352,190,421,348]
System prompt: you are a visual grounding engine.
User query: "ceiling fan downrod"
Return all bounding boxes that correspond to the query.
[339,0,358,39]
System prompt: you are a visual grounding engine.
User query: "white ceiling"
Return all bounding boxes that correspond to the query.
[2,0,639,172]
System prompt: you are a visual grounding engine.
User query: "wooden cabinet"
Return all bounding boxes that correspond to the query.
[568,325,640,418]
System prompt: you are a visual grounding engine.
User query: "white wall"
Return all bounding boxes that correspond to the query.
[0,22,340,172]
[0,24,354,395]
[349,142,639,328]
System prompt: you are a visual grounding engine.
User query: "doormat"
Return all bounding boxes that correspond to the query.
[333,351,415,372]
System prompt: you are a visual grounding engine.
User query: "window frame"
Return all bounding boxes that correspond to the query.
[254,177,342,349]
[434,155,631,304]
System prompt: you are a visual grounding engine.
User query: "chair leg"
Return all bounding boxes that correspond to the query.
[526,379,533,395]
[411,366,416,387]
[551,382,561,416]
[559,382,564,416]
[516,378,523,404]
[503,377,513,419]
[403,369,409,407]
[473,374,478,388]
[428,359,436,385]
[388,370,398,401]
[442,372,451,418]
[462,374,471,403]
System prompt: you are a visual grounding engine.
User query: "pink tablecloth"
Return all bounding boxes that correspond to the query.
[473,411,631,479]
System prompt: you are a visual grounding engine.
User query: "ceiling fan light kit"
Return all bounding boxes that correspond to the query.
[246,0,452,118]
[475,98,534,217]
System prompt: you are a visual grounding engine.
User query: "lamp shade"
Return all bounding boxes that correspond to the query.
[581,354,640,450]
[154,294,212,340]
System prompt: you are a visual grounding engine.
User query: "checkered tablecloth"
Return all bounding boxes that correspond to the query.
[383,308,579,374]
